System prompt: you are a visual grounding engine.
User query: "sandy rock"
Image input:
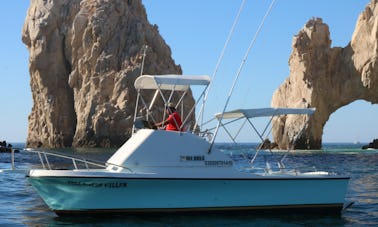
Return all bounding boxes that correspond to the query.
[272,0,378,149]
[22,0,193,148]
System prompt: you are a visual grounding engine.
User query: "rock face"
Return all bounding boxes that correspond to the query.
[272,0,378,149]
[362,139,378,149]
[22,0,194,148]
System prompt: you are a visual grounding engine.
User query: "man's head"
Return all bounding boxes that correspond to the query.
[166,102,176,113]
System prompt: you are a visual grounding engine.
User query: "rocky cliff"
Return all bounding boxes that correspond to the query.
[271,0,378,149]
[22,0,194,148]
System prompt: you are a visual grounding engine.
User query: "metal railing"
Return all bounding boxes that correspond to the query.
[28,150,107,170]
[241,165,324,176]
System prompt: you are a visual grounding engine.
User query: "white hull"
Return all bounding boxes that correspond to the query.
[28,170,349,215]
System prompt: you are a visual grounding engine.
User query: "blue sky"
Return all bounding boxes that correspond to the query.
[1,0,376,143]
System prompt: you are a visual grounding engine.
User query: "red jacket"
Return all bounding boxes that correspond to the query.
[165,112,182,131]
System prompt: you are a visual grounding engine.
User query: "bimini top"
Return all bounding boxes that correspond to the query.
[134,74,211,91]
[215,107,316,119]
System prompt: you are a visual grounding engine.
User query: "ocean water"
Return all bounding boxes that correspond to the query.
[0,143,377,226]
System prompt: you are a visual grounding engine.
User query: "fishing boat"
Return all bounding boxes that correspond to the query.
[23,0,351,216]
[26,74,350,216]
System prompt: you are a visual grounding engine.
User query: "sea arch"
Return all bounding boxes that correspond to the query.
[322,100,378,143]
[271,14,378,149]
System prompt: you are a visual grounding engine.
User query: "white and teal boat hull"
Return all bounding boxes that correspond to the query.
[28,171,349,215]
[27,129,350,215]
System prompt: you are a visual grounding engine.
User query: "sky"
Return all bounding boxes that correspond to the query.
[1,0,376,144]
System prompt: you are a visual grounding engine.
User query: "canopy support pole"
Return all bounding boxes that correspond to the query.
[132,91,141,134]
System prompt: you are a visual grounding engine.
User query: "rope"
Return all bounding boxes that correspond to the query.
[209,0,276,153]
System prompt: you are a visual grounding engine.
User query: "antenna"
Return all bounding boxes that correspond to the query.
[140,45,148,76]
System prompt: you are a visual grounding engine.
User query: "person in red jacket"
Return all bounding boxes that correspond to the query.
[155,103,182,131]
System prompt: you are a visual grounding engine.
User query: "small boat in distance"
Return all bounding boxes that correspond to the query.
[26,74,350,216]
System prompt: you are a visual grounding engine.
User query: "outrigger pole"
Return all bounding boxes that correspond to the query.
[195,0,246,131]
[209,0,276,153]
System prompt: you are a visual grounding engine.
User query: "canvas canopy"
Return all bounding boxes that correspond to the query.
[214,107,316,119]
[134,74,210,91]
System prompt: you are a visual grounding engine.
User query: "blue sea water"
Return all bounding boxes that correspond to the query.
[0,143,377,226]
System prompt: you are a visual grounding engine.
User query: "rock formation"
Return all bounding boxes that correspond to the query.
[362,139,378,149]
[22,0,194,148]
[271,0,378,149]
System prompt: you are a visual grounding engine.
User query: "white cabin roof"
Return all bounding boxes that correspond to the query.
[134,74,211,91]
[215,107,316,119]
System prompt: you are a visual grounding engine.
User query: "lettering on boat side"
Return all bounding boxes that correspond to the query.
[179,155,233,167]
[180,155,205,161]
[205,160,233,167]
[67,181,128,188]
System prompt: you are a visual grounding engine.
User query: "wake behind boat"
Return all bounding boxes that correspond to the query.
[26,74,350,215]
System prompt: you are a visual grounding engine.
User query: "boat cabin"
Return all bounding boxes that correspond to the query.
[106,74,238,175]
